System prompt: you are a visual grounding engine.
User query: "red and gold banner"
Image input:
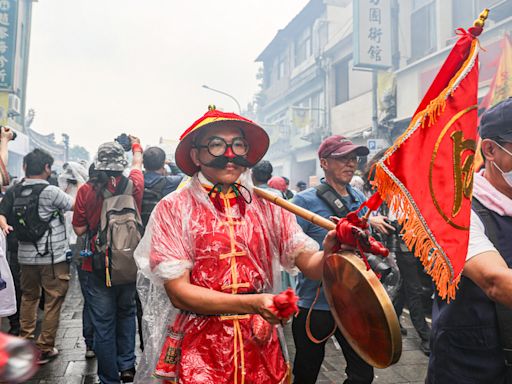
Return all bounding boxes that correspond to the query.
[373,27,484,300]
[474,33,512,169]
[481,33,512,109]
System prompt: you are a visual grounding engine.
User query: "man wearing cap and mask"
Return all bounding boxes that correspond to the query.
[73,137,143,384]
[134,107,340,384]
[426,97,512,383]
[291,135,383,384]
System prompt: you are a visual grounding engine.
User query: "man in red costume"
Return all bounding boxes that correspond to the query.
[134,107,339,384]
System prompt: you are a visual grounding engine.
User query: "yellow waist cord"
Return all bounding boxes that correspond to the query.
[221,314,249,384]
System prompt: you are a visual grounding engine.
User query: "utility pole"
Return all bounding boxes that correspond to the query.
[371,70,379,138]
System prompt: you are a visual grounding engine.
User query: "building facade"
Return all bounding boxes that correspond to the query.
[255,0,512,187]
[0,0,36,177]
[395,0,512,121]
[256,0,355,186]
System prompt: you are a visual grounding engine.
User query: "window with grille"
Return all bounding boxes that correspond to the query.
[294,27,312,67]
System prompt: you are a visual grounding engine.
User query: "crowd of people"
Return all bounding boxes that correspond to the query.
[0,97,510,384]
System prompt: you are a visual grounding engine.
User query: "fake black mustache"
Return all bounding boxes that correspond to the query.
[202,156,252,169]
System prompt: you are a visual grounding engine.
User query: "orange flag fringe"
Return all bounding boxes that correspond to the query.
[373,26,484,301]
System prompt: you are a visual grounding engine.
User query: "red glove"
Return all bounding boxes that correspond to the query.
[335,213,388,258]
[270,288,299,319]
[334,212,389,274]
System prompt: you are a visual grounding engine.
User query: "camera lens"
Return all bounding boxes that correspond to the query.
[115,133,132,152]
[385,220,402,253]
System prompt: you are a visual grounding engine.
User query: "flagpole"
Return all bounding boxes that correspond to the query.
[371,70,379,139]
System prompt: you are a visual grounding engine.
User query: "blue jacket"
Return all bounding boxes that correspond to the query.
[292,181,366,310]
[144,171,183,197]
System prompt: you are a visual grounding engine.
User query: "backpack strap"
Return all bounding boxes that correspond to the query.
[153,176,168,194]
[314,183,349,218]
[102,176,131,199]
[13,182,49,199]
[122,179,134,196]
[472,198,512,367]
[143,177,167,201]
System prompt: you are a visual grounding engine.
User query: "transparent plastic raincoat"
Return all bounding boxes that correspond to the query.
[134,171,318,383]
[58,161,88,245]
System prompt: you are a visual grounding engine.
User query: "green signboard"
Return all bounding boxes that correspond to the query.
[0,0,18,91]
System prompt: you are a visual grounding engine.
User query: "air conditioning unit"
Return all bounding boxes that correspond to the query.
[8,94,20,115]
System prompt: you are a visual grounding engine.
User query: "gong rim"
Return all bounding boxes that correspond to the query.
[323,251,402,368]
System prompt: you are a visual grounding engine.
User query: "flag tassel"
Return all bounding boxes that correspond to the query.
[374,166,460,300]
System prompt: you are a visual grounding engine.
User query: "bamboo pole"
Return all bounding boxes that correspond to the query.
[253,187,336,230]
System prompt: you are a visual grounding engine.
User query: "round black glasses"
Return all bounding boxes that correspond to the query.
[195,136,249,157]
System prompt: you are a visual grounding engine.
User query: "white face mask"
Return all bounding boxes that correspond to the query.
[492,141,512,188]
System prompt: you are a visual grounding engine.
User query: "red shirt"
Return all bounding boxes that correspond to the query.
[72,169,144,232]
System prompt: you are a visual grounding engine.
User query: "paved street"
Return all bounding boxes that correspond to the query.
[10,266,429,384]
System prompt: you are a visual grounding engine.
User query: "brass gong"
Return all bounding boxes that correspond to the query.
[323,251,402,368]
[251,187,402,368]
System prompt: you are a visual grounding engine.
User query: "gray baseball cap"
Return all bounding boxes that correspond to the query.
[94,142,128,171]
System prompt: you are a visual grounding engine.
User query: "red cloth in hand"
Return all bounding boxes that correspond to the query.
[270,288,299,319]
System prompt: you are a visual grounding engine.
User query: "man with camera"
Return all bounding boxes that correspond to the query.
[291,135,377,384]
[427,98,512,383]
[72,136,143,384]
[0,147,74,365]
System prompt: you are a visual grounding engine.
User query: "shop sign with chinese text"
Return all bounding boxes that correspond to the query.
[354,0,392,69]
[0,0,17,91]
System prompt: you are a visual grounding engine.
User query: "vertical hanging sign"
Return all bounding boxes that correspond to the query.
[0,0,17,91]
[354,0,392,69]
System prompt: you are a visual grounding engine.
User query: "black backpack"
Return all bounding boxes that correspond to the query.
[141,177,167,227]
[12,183,61,256]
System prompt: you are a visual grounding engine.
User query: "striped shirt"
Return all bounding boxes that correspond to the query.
[5,179,73,265]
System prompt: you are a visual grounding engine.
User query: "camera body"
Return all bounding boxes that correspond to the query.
[384,219,403,253]
[114,133,131,152]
